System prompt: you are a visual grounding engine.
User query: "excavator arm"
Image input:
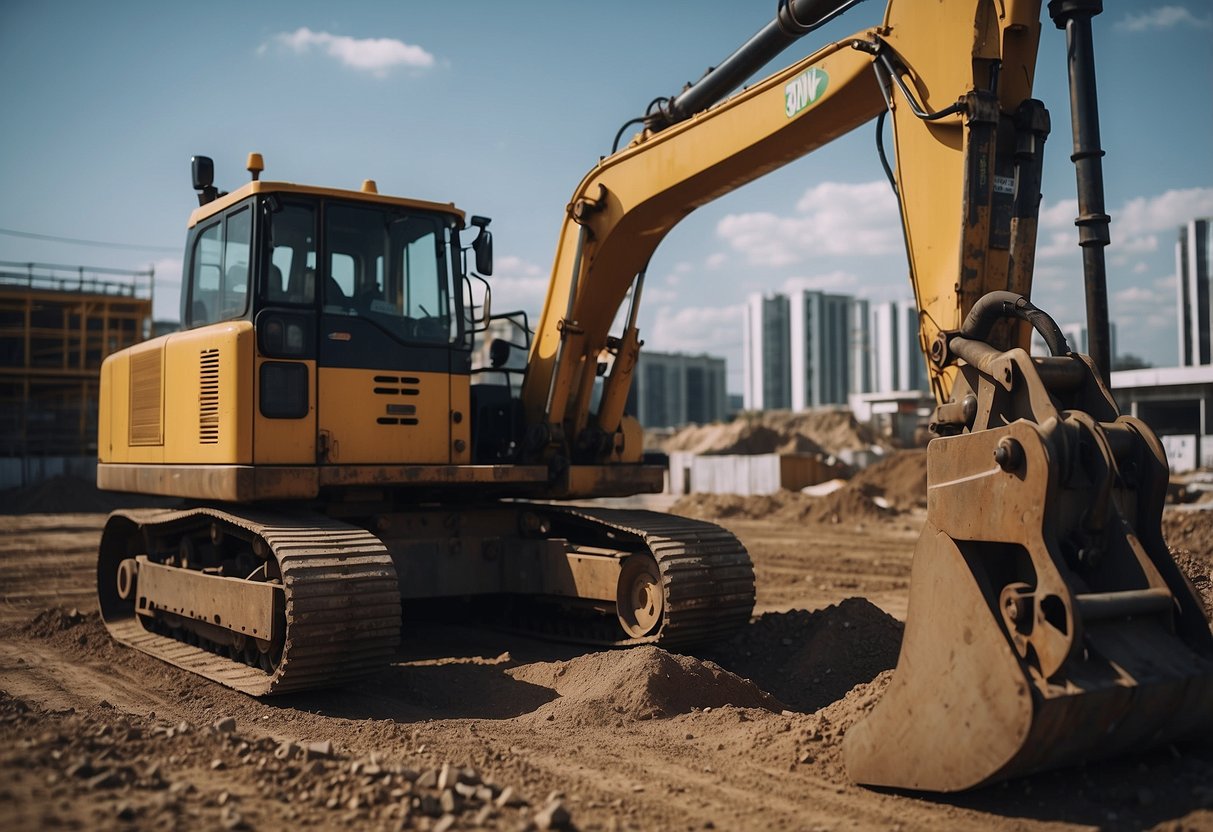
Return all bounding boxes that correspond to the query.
[520,0,1043,459]
[520,0,1213,792]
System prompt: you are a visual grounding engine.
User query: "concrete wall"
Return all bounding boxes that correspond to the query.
[667,452,843,496]
[1160,435,1213,473]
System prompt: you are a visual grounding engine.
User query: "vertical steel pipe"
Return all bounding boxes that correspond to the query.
[1048,0,1112,383]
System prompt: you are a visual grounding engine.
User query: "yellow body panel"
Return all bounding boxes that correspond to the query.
[450,374,472,466]
[317,368,452,464]
[100,323,254,465]
[253,357,316,465]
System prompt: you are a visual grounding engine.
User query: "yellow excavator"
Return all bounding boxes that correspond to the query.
[96,0,1213,792]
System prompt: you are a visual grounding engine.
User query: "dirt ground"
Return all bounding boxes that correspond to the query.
[1,484,1212,831]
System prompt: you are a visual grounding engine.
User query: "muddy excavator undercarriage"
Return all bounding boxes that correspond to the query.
[95,0,1213,793]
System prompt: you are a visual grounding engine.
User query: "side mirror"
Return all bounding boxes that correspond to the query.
[192,156,214,191]
[470,215,493,276]
[192,155,220,205]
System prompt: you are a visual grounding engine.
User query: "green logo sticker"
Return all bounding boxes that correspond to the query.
[784,67,829,118]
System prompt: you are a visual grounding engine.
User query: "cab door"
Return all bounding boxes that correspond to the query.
[315,202,457,465]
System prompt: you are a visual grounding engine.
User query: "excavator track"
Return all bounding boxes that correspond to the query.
[98,507,400,696]
[536,506,756,647]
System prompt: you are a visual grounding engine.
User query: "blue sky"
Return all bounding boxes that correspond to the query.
[2,1,1210,393]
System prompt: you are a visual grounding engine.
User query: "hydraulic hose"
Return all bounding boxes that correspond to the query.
[959,291,1071,357]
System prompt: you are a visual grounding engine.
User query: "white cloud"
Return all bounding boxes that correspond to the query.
[781,271,862,294]
[1117,188,1213,236]
[646,304,742,355]
[1116,6,1213,32]
[643,287,679,305]
[1037,187,1213,262]
[704,252,727,270]
[716,181,900,267]
[265,28,436,77]
[487,254,549,315]
[1114,285,1157,304]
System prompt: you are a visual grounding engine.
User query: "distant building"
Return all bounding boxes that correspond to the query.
[0,261,152,486]
[743,291,927,414]
[628,350,727,428]
[743,293,791,410]
[869,299,928,393]
[789,289,852,409]
[849,298,872,396]
[1177,218,1211,366]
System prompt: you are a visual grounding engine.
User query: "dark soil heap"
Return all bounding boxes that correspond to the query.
[698,598,904,714]
[847,450,927,511]
[508,646,784,725]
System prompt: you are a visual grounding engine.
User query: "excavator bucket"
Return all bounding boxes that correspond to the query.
[843,334,1213,792]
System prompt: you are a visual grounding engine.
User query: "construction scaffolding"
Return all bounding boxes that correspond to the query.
[0,261,153,481]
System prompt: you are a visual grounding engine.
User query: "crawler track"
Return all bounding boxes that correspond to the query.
[539,506,756,647]
[97,507,400,696]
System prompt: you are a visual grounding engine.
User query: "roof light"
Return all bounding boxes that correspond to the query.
[247,153,264,181]
[361,179,378,194]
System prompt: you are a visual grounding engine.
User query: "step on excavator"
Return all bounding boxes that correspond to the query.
[96,0,1213,791]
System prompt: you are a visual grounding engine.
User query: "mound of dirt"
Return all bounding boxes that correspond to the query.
[700,598,904,714]
[508,646,783,725]
[774,487,892,525]
[657,409,884,457]
[671,486,893,525]
[22,607,118,660]
[0,475,181,515]
[1165,508,1213,617]
[847,450,927,511]
[23,606,90,639]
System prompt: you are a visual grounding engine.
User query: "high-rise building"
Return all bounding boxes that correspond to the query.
[869,299,928,393]
[1177,218,1211,366]
[789,289,852,409]
[627,351,727,428]
[743,292,791,410]
[743,290,928,412]
[849,298,872,396]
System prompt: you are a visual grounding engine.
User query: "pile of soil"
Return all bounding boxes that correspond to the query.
[655,409,884,457]
[699,598,904,714]
[846,449,928,511]
[670,485,892,525]
[508,646,783,725]
[1164,508,1213,616]
[0,475,180,515]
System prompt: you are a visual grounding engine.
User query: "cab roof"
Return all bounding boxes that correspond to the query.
[187,180,466,228]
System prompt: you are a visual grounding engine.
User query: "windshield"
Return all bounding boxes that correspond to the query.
[316,202,456,344]
[262,198,460,344]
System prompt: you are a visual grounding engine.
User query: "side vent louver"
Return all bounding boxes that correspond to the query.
[129,347,164,446]
[373,375,421,425]
[199,348,220,445]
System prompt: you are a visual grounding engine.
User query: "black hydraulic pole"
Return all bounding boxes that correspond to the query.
[650,0,866,131]
[1048,0,1112,383]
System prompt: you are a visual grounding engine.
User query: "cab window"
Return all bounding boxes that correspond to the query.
[264,201,317,306]
[188,205,253,327]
